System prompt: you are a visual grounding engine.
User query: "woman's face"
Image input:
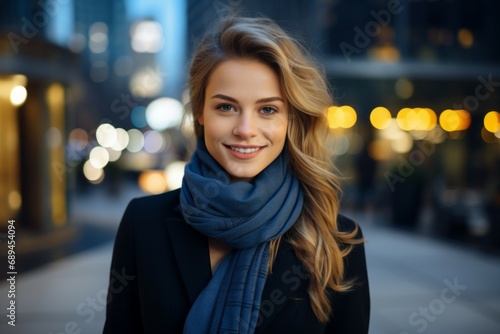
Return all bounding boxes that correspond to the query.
[198,59,288,182]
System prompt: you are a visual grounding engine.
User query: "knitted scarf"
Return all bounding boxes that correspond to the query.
[180,140,303,333]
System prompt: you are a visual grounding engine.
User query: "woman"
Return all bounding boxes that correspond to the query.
[103,16,370,334]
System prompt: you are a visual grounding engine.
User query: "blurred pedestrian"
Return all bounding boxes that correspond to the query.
[103,16,369,334]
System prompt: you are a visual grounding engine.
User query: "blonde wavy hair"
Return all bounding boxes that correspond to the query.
[187,16,362,322]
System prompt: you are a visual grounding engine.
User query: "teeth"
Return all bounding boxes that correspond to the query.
[230,146,260,154]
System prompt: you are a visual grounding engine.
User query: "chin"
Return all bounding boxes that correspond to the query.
[228,170,259,183]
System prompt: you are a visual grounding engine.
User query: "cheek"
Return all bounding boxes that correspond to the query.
[266,117,288,143]
[203,118,226,140]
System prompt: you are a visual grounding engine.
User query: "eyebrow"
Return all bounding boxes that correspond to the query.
[211,94,284,104]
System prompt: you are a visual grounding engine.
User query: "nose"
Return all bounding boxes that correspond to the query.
[233,111,257,138]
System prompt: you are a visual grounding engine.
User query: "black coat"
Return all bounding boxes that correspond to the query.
[103,189,370,333]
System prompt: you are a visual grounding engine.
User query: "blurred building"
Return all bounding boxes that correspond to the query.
[0,0,189,238]
[0,1,81,235]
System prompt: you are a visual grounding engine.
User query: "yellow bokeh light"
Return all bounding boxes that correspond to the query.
[327,106,340,129]
[439,109,459,132]
[424,108,437,130]
[439,109,471,132]
[457,28,474,48]
[138,170,167,194]
[327,106,357,129]
[484,111,500,133]
[408,108,429,130]
[396,108,436,131]
[396,108,412,131]
[370,107,392,130]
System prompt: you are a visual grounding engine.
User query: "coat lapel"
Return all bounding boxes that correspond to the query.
[164,206,212,305]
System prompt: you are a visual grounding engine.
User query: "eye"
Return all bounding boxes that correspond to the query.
[260,106,278,115]
[216,104,235,112]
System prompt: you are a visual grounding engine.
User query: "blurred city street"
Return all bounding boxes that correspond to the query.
[1,1,500,333]
[0,184,499,334]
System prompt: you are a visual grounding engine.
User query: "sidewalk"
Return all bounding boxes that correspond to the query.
[357,213,500,334]
[0,186,499,333]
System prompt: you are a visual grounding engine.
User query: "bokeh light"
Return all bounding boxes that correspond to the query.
[390,131,414,153]
[106,147,122,162]
[138,170,168,194]
[10,85,27,106]
[89,22,108,54]
[397,108,437,131]
[130,20,164,53]
[439,109,471,132]
[129,69,162,98]
[83,160,104,183]
[111,128,130,151]
[145,97,184,131]
[144,130,164,153]
[131,106,148,128]
[126,129,145,152]
[327,106,357,129]
[89,146,110,168]
[370,107,392,130]
[484,111,500,133]
[165,161,187,190]
[96,123,117,148]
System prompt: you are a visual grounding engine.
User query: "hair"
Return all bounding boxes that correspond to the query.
[187,16,362,322]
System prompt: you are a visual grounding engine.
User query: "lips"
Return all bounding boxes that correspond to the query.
[224,144,265,159]
[229,146,261,154]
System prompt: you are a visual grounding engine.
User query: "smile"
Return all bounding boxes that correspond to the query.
[229,146,262,154]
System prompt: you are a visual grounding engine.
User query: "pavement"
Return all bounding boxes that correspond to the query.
[1,183,499,334]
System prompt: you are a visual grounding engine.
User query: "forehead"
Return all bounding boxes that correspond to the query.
[205,59,282,98]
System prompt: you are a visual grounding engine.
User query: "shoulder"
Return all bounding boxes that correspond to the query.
[335,214,368,283]
[326,215,370,332]
[128,188,181,211]
[337,214,364,239]
[117,188,183,238]
[125,188,182,219]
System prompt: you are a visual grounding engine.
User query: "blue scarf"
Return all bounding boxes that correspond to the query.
[180,140,303,334]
